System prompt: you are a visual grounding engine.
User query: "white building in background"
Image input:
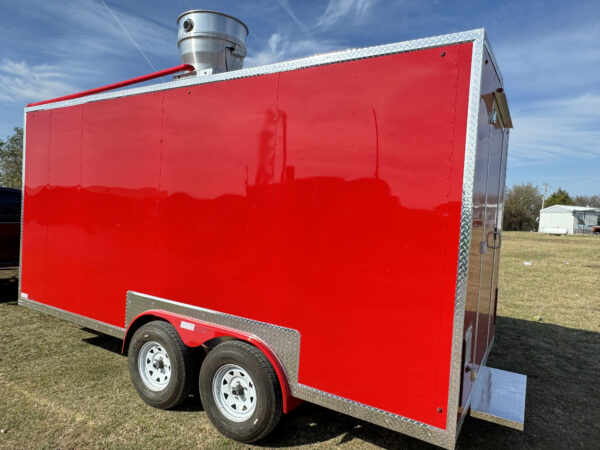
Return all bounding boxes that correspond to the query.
[538,205,600,235]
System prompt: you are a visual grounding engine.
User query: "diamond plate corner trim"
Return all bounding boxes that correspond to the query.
[19,297,126,339]
[444,28,486,438]
[126,291,455,449]
[126,291,301,385]
[25,29,485,113]
[18,111,27,303]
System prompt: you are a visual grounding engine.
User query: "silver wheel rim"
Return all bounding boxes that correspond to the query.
[212,363,257,422]
[138,341,171,391]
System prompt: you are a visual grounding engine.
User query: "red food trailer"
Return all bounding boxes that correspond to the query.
[20,11,525,448]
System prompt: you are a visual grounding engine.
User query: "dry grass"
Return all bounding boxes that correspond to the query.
[0,232,598,449]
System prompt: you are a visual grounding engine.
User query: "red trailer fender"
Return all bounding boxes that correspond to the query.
[123,310,302,413]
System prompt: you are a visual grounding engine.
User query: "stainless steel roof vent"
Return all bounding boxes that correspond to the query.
[177,10,249,75]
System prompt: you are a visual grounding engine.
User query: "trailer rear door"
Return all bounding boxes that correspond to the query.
[461,49,509,411]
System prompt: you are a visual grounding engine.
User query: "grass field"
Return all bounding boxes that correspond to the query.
[0,232,598,449]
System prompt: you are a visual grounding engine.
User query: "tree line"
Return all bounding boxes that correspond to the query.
[1,127,598,232]
[0,127,22,189]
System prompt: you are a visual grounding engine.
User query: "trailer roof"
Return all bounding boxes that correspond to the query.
[24,28,496,113]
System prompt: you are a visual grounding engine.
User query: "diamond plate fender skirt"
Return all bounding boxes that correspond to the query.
[124,292,302,413]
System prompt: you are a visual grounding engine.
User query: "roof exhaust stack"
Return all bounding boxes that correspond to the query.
[177,10,249,75]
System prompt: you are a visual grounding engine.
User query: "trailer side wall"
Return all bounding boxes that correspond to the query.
[22,43,473,428]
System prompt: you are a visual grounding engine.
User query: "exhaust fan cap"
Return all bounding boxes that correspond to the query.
[177,10,249,75]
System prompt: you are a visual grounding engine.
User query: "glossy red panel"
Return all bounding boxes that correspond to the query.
[21,110,51,302]
[77,93,163,326]
[268,44,473,427]
[45,106,83,313]
[154,75,279,320]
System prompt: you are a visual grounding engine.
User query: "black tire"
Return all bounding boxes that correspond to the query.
[128,320,193,409]
[199,340,282,443]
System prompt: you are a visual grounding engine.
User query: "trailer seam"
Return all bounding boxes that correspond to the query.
[264,73,281,322]
[432,44,465,429]
[42,111,52,303]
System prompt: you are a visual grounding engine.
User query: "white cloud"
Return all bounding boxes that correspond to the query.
[277,0,310,34]
[316,0,376,29]
[0,60,29,77]
[0,59,81,103]
[0,0,179,105]
[509,94,600,163]
[245,33,341,67]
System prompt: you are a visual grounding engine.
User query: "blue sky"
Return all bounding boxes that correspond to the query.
[0,0,598,196]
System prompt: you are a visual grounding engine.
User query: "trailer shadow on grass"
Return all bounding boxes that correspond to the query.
[82,329,123,354]
[257,316,599,449]
[70,314,599,448]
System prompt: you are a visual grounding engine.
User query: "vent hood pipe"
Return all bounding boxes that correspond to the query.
[177,10,249,75]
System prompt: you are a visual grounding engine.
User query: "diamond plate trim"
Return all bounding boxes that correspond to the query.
[444,28,486,439]
[19,297,126,338]
[126,291,301,385]
[126,291,455,449]
[18,111,26,305]
[25,29,485,113]
[293,383,453,448]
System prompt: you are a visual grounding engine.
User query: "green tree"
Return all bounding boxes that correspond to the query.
[544,187,573,208]
[503,183,543,231]
[0,127,23,189]
[573,194,600,207]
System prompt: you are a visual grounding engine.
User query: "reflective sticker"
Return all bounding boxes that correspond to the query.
[21,292,28,299]
[180,320,195,331]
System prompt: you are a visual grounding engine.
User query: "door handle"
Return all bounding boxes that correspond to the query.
[486,229,502,250]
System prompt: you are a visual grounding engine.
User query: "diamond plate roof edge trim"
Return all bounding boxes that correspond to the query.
[24,28,485,113]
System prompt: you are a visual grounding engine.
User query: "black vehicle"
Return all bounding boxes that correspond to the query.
[0,187,21,280]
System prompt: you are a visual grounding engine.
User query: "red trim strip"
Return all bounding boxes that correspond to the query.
[27,64,195,107]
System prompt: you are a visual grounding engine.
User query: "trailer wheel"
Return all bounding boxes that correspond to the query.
[128,321,193,409]
[199,340,282,443]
